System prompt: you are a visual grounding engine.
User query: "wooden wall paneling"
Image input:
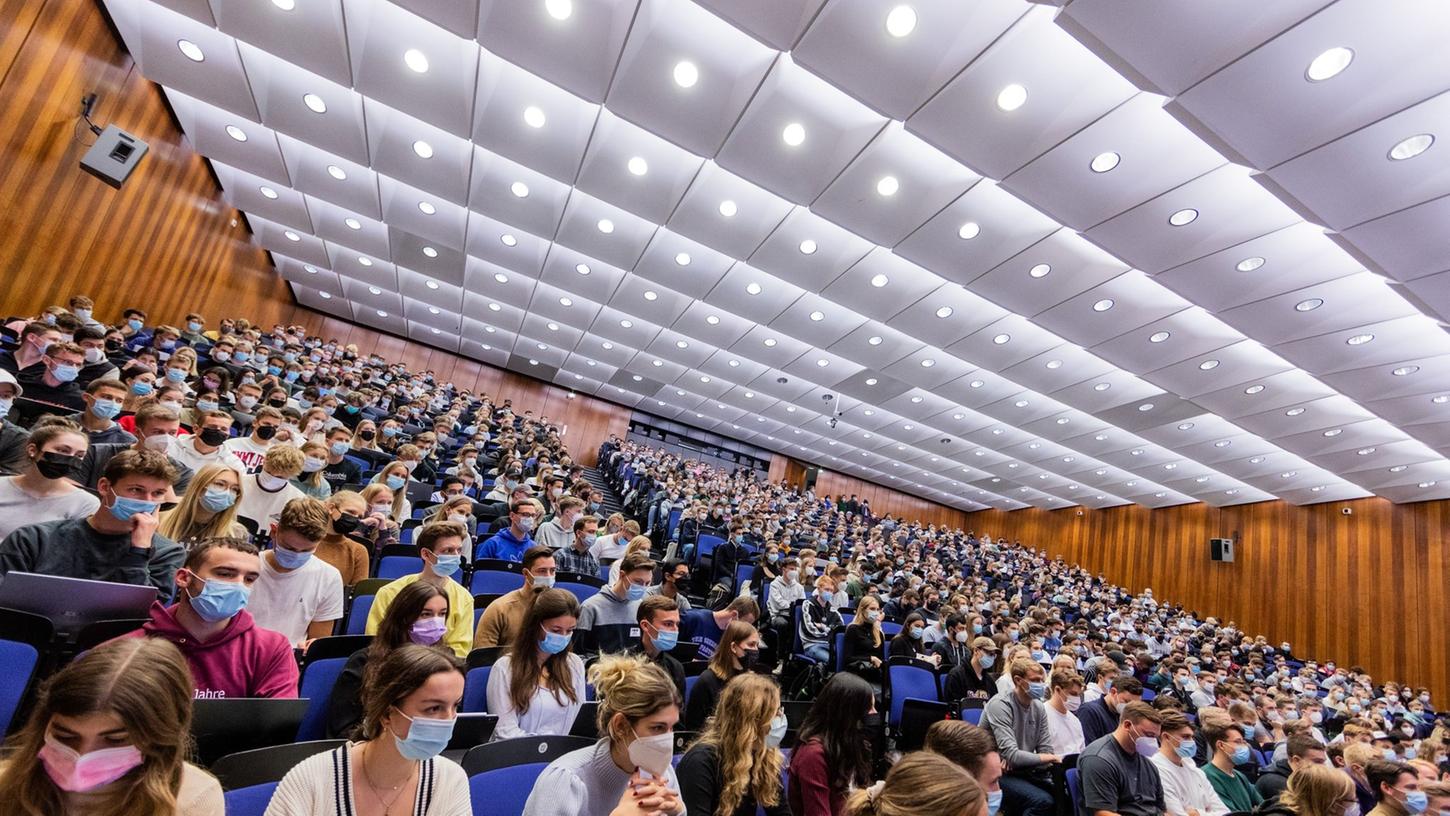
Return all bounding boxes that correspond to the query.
[964,497,1450,703]
[812,467,968,529]
[0,0,290,328]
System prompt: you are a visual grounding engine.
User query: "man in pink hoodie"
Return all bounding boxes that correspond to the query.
[122,536,298,698]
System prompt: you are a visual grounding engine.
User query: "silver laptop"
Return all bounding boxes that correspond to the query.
[0,573,157,632]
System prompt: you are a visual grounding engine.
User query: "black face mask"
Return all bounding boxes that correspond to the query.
[35,452,78,480]
[267,398,286,408]
[332,513,361,535]
[104,339,123,352]
[358,430,376,442]
[860,712,883,732]
[255,424,278,441]
[197,427,228,447]
[740,648,759,669]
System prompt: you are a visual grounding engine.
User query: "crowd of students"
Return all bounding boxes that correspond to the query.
[0,296,1444,816]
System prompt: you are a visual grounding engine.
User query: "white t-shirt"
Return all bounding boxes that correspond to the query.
[247,552,344,645]
[0,478,100,540]
[235,474,305,531]
[171,435,246,476]
[223,436,271,474]
[1045,703,1086,755]
[589,533,628,562]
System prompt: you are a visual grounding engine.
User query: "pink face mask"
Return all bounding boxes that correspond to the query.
[39,735,144,792]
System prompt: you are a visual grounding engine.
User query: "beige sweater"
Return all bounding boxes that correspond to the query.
[64,762,223,815]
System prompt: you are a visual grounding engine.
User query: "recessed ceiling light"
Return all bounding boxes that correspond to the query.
[867,335,883,346]
[1323,428,1342,437]
[807,310,825,322]
[717,199,737,217]
[1346,333,1374,346]
[271,0,295,9]
[672,252,691,267]
[619,319,632,328]
[509,181,530,198]
[885,4,918,37]
[1093,382,1111,391]
[493,272,509,284]
[1092,298,1114,312]
[816,359,830,367]
[225,125,248,142]
[1056,417,1070,425]
[705,315,720,326]
[957,221,981,240]
[1138,403,1154,412]
[344,217,362,230]
[303,265,317,274]
[996,83,1027,112]
[574,263,590,275]
[319,291,331,298]
[1198,359,1220,371]
[376,310,388,318]
[1286,407,1306,416]
[1389,464,1408,472]
[1433,395,1449,404]
[1178,422,1195,430]
[487,303,500,311]
[1294,297,1324,312]
[1302,46,1355,82]
[627,156,649,176]
[1419,480,1438,488]
[935,305,954,319]
[595,219,615,234]
[357,256,372,266]
[1388,133,1434,161]
[970,380,983,388]
[1215,440,1231,448]
[782,122,806,147]
[992,334,1010,345]
[745,282,762,296]
[1245,384,1265,394]
[867,378,880,386]
[1164,464,1177,470]
[302,93,327,113]
[1281,471,1297,479]
[544,0,573,21]
[1014,399,1029,408]
[642,290,658,301]
[1090,151,1120,173]
[1236,256,1266,272]
[1357,447,1375,455]
[762,338,776,347]
[523,106,546,128]
[177,39,205,62]
[417,201,436,215]
[326,164,347,180]
[876,176,899,197]
[422,246,438,258]
[674,340,688,349]
[1045,359,1062,370]
[259,185,278,199]
[1226,489,1239,495]
[1392,365,1419,376]
[603,342,614,350]
[920,359,935,368]
[367,286,382,295]
[992,429,1003,435]
[403,49,429,73]
[798,239,817,255]
[652,360,663,367]
[672,60,698,88]
[500,234,517,247]
[1168,208,1198,226]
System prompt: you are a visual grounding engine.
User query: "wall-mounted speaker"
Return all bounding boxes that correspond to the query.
[80,125,148,188]
[1209,537,1235,562]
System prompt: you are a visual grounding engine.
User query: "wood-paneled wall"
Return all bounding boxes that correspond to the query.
[965,497,1450,702]
[812,466,969,530]
[0,0,292,328]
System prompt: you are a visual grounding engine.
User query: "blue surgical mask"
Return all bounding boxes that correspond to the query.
[200,487,235,512]
[273,546,312,570]
[234,351,250,363]
[1027,681,1048,700]
[164,368,186,383]
[1230,744,1251,765]
[187,321,202,333]
[1404,792,1429,815]
[385,475,406,490]
[284,371,299,382]
[391,710,455,761]
[626,583,647,601]
[130,381,153,396]
[91,399,121,420]
[52,364,80,383]
[267,366,282,376]
[187,576,250,622]
[1240,722,1255,739]
[540,628,572,655]
[330,441,349,456]
[382,426,399,437]
[651,627,678,651]
[127,318,143,331]
[987,790,1003,816]
[909,626,924,640]
[431,554,462,578]
[973,623,983,634]
[108,495,158,523]
[1175,739,1197,759]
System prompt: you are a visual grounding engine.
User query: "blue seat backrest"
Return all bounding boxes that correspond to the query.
[462,666,492,714]
[695,535,723,562]
[469,764,550,816]
[961,707,983,726]
[0,640,38,734]
[471,570,523,595]
[886,664,939,726]
[1067,767,1083,816]
[833,632,846,673]
[377,556,423,580]
[684,675,698,708]
[345,595,375,636]
[295,657,347,741]
[666,508,682,538]
[555,582,597,604]
[224,781,278,816]
[880,621,902,637]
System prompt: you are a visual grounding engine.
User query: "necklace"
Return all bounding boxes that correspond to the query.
[358,743,415,815]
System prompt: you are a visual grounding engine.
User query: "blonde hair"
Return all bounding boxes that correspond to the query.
[0,639,201,816]
[359,484,396,520]
[623,535,652,559]
[591,654,679,745]
[1279,763,1354,816]
[693,673,784,816]
[297,440,329,489]
[261,443,305,477]
[158,463,244,544]
[845,751,984,816]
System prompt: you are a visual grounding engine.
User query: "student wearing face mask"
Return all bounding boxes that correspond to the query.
[790,673,878,816]
[677,673,790,816]
[12,341,88,426]
[1078,702,1167,816]
[1044,670,1087,756]
[75,402,193,499]
[632,595,687,704]
[0,321,61,376]
[119,536,297,698]
[245,498,341,648]
[647,558,693,613]
[1366,760,1430,816]
[477,499,539,562]
[800,575,844,664]
[767,556,807,631]
[367,460,414,522]
[0,419,98,540]
[930,613,975,672]
[223,406,282,474]
[888,611,934,661]
[0,449,183,593]
[157,463,248,547]
[982,658,1060,816]
[319,426,363,492]
[315,491,373,587]
[229,444,305,531]
[523,653,684,816]
[577,552,655,655]
[327,581,451,739]
[535,495,583,551]
[685,620,762,730]
[0,638,224,816]
[422,494,476,539]
[1204,722,1266,811]
[488,588,587,741]
[169,409,244,475]
[290,439,333,500]
[70,378,134,445]
[1151,710,1231,816]
[366,522,473,658]
[0,370,29,474]
[474,546,558,648]
[267,645,469,815]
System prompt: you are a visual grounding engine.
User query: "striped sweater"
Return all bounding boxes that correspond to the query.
[263,744,471,816]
